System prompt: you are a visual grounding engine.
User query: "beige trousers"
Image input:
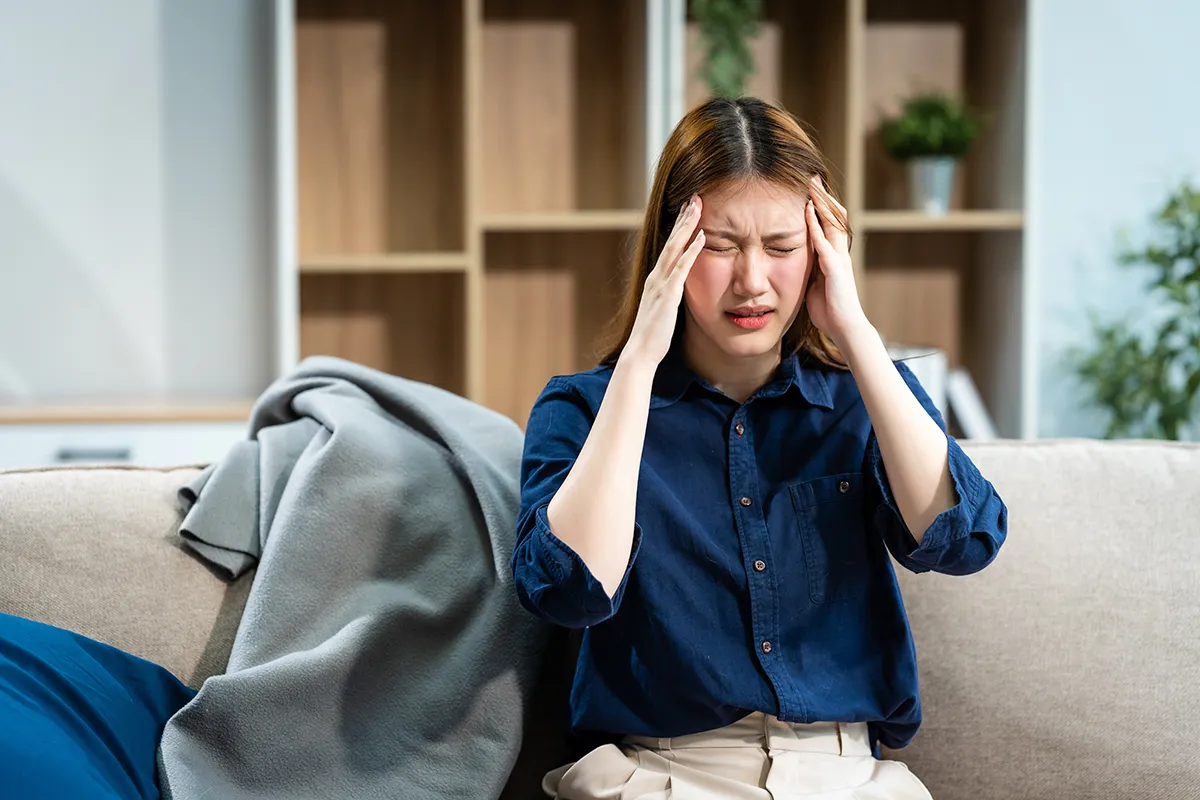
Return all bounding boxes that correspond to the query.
[543,712,932,799]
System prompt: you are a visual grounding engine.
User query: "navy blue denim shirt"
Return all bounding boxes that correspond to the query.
[512,348,1007,751]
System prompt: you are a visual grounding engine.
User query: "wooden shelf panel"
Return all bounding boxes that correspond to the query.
[483,230,631,426]
[861,210,1023,232]
[300,272,466,396]
[296,0,465,256]
[299,252,470,273]
[0,402,254,424]
[480,0,646,215]
[481,210,643,231]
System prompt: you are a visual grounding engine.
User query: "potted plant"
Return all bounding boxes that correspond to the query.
[1071,182,1200,440]
[879,92,982,215]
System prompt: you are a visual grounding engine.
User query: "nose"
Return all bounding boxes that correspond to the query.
[733,248,770,298]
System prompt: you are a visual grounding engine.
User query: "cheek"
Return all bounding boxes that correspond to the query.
[683,256,730,312]
[771,254,813,307]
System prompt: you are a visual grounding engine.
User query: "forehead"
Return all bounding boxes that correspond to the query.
[701,179,806,224]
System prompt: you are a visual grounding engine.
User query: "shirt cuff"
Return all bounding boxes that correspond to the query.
[530,504,642,625]
[870,434,982,570]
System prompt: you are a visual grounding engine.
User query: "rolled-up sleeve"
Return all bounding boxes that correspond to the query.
[512,378,641,629]
[866,362,1008,576]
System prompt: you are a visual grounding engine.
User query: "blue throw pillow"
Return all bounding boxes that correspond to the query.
[0,612,197,799]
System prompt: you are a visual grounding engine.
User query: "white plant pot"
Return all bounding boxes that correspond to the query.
[907,156,957,216]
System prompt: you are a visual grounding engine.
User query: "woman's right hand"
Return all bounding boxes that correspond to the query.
[621,195,705,368]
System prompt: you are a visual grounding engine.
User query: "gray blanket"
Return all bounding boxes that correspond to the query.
[157,356,548,800]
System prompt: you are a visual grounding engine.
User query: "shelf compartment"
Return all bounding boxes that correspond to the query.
[862,0,1026,214]
[483,230,634,425]
[862,228,1023,437]
[480,0,647,215]
[299,272,466,397]
[296,0,465,257]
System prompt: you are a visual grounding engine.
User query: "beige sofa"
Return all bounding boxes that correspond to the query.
[2,439,1198,799]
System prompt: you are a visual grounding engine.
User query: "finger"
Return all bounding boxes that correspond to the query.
[811,175,847,214]
[656,196,702,276]
[669,229,705,285]
[809,179,849,252]
[806,201,838,269]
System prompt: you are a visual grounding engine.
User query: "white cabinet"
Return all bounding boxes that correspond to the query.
[0,422,247,470]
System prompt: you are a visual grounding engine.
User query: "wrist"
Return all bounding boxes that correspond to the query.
[835,321,884,365]
[614,350,661,383]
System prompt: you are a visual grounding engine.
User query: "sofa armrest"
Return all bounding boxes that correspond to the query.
[0,464,249,688]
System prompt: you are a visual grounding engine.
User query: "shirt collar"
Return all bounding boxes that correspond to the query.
[650,346,833,410]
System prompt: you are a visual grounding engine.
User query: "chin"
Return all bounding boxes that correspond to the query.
[717,329,782,359]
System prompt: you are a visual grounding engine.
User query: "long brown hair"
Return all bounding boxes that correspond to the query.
[599,96,851,368]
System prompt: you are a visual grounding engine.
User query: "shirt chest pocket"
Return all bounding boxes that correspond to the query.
[789,472,870,604]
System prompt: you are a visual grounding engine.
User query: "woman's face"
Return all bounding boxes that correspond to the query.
[683,179,813,360]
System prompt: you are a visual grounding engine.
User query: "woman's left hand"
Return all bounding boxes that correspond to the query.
[804,177,872,349]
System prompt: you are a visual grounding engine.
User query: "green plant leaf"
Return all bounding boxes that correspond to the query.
[878,92,982,160]
[1072,181,1200,440]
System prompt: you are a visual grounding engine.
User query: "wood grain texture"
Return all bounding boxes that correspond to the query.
[299,273,465,395]
[296,19,387,255]
[863,266,960,366]
[485,229,632,373]
[484,271,575,426]
[481,22,576,213]
[296,0,464,254]
[861,210,1023,231]
[482,0,645,212]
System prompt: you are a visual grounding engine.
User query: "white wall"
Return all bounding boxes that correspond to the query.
[1026,0,1200,438]
[0,0,274,403]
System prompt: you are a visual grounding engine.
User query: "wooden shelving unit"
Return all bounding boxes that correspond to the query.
[289,0,1028,434]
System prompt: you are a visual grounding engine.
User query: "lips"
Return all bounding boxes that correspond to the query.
[727,306,773,318]
[725,308,774,330]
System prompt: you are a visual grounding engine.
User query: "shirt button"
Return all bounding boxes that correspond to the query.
[739,496,752,507]
[734,421,745,437]
[761,641,773,654]
[753,559,766,572]
[838,480,851,494]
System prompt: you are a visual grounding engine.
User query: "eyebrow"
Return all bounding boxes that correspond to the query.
[706,229,805,242]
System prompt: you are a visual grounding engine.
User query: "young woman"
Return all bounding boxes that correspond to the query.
[511,97,1007,799]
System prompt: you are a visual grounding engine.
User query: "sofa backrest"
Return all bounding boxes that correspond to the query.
[895,439,1200,799]
[3,440,1198,798]
[0,465,249,688]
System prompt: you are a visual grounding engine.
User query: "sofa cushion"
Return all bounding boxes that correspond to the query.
[0,465,251,688]
[892,439,1200,799]
[0,612,196,799]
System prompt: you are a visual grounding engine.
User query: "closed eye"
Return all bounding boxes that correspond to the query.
[768,247,798,254]
[704,245,736,253]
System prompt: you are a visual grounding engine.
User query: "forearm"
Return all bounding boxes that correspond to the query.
[546,355,655,597]
[841,325,956,544]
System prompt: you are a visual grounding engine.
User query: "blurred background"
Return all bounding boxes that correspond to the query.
[1,0,1197,468]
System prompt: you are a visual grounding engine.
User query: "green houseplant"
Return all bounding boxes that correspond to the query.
[1071,182,1200,440]
[692,0,763,99]
[879,92,982,215]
